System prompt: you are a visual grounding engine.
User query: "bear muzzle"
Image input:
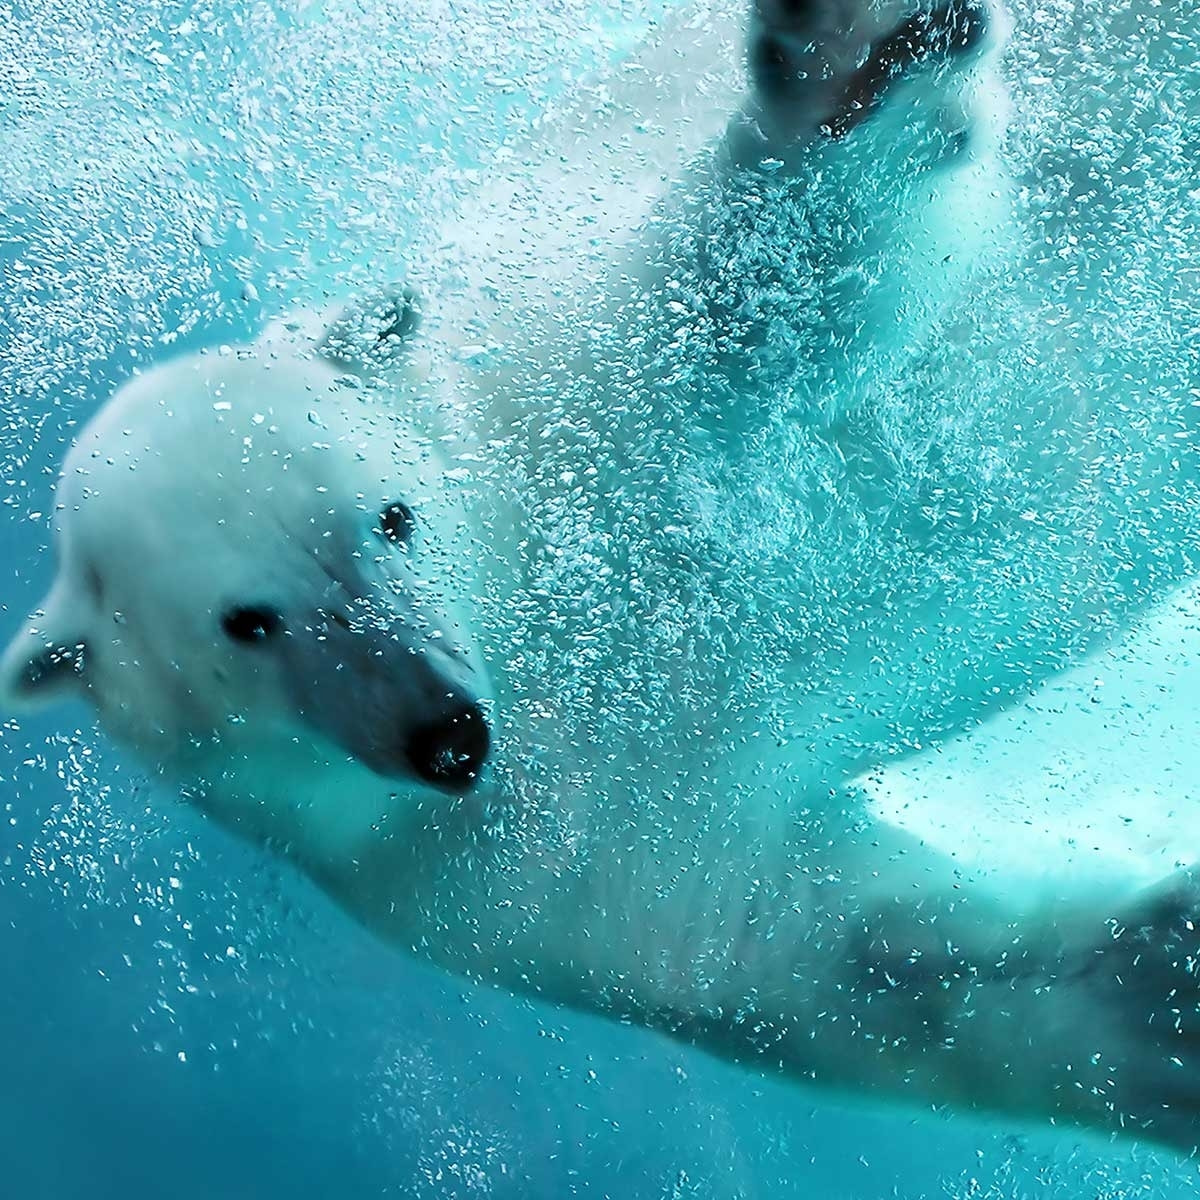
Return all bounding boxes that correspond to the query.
[403,699,491,791]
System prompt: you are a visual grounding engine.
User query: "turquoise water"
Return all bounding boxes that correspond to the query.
[3,0,1200,1195]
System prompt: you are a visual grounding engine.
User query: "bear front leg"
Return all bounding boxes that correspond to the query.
[833,873,1200,1146]
[652,812,1200,1148]
[776,865,1200,1148]
[627,0,1013,429]
[1020,867,1200,1147]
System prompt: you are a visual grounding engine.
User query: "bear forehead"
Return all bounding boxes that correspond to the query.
[61,353,423,517]
[72,353,367,453]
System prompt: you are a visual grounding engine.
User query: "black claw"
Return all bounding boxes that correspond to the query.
[822,1,993,140]
[751,32,798,100]
[777,0,819,17]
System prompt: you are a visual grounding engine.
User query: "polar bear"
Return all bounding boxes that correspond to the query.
[4,0,1200,1151]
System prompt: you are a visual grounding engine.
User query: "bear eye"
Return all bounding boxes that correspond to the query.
[379,501,415,547]
[222,606,285,644]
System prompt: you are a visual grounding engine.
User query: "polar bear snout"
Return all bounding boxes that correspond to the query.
[404,699,491,791]
[278,604,491,788]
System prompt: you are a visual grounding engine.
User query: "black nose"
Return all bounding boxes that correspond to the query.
[405,702,490,791]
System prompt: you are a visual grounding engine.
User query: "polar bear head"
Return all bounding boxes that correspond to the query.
[0,292,492,850]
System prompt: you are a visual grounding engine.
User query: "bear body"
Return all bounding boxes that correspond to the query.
[6,0,1200,1147]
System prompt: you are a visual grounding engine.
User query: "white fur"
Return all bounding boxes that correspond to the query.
[7,0,1200,1149]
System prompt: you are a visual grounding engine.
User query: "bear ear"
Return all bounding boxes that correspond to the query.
[316,286,423,376]
[0,586,90,712]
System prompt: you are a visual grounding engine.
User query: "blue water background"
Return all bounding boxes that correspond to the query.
[2,1,1199,1195]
